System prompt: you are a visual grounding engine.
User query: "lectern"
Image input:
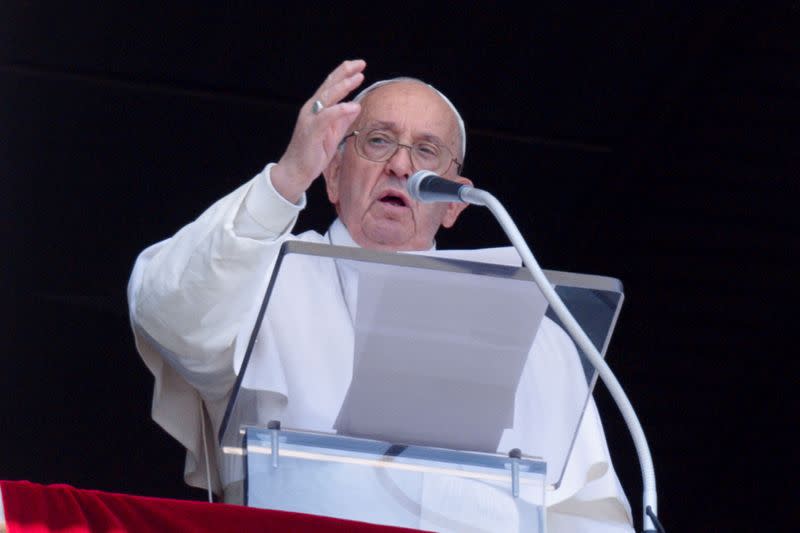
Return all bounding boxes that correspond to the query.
[219,241,624,532]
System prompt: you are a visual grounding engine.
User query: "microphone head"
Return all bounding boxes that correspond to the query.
[407,170,441,202]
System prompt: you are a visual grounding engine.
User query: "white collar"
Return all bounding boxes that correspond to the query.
[328,218,360,248]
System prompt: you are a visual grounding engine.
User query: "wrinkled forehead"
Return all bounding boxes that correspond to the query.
[355,81,463,158]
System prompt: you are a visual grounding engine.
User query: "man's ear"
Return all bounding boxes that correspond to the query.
[322,149,343,204]
[441,175,473,228]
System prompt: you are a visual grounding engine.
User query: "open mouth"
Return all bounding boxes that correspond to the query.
[379,193,408,207]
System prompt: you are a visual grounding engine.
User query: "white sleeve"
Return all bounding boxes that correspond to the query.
[129,163,305,392]
[233,163,307,239]
[126,164,307,494]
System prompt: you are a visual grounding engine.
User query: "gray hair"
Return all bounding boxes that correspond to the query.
[351,77,467,163]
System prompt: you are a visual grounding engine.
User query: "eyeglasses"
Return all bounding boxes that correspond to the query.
[342,129,463,175]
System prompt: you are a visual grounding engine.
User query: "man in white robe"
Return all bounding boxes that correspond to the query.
[128,59,634,532]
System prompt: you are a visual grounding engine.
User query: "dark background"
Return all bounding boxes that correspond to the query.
[1,4,797,531]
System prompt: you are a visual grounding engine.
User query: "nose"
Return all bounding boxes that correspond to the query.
[385,144,414,179]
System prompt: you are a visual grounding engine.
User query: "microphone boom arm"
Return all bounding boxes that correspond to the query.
[469,188,661,533]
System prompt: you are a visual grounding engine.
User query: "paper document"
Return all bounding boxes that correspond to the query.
[334,258,548,452]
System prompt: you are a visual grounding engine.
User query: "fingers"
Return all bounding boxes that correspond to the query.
[312,59,366,110]
[305,60,365,147]
[318,74,365,112]
[273,60,367,202]
[319,59,366,97]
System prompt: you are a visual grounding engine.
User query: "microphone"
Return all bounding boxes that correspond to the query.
[407,170,488,205]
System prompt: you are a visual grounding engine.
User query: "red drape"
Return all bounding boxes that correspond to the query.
[1,480,428,533]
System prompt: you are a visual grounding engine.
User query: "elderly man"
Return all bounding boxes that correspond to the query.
[128,60,633,532]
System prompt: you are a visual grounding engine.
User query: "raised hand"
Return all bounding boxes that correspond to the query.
[272,60,366,203]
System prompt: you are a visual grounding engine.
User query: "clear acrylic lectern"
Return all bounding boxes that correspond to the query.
[219,241,624,532]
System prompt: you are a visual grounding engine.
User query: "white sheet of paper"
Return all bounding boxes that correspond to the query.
[334,250,548,452]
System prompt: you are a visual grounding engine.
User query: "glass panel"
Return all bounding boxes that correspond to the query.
[245,427,546,532]
[220,241,623,496]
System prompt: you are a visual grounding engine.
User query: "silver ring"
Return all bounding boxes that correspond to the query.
[311,99,324,114]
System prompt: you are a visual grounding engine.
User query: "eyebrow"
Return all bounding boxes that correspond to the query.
[363,120,448,146]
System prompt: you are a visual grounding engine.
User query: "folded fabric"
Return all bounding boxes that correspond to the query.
[0,480,427,533]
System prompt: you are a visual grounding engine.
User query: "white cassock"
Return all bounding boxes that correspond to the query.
[128,164,634,532]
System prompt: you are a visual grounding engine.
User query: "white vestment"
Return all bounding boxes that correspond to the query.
[128,164,634,532]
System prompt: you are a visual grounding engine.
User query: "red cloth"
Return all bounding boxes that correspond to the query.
[1,480,428,533]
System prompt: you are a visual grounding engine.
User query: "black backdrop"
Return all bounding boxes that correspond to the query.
[1,4,796,531]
